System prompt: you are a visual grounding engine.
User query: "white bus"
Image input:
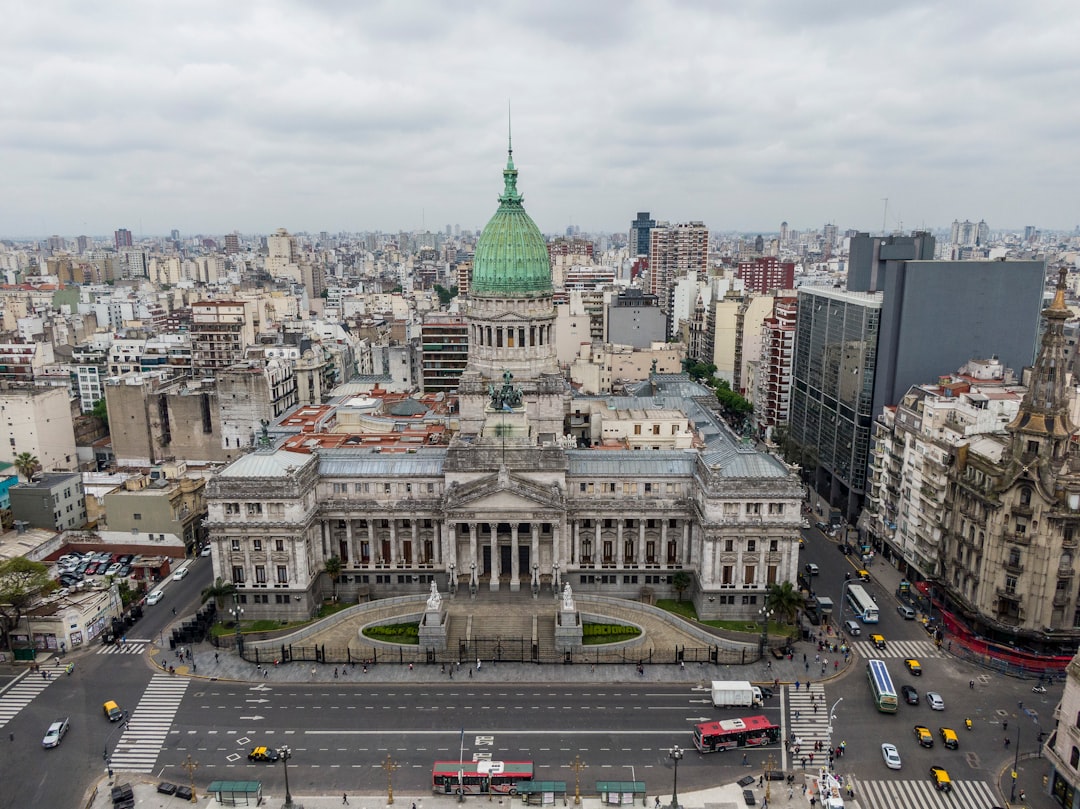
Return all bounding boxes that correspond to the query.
[846,583,879,623]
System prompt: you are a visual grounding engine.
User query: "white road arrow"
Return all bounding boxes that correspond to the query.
[249,684,273,691]
[245,698,270,704]
[239,715,265,721]
[688,699,712,704]
[687,717,712,722]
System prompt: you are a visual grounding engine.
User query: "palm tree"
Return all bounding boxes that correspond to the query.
[764,581,804,625]
[201,577,236,612]
[13,453,39,481]
[324,556,342,601]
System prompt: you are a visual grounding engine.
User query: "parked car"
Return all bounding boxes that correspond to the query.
[815,521,828,531]
[897,604,916,620]
[42,718,70,748]
[105,563,122,577]
[927,692,945,711]
[172,568,188,581]
[145,591,164,606]
[200,546,212,557]
[119,554,134,565]
[84,563,99,576]
[118,564,132,577]
[881,743,902,770]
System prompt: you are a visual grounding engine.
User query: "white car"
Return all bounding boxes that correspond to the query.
[881,742,902,770]
[146,591,164,605]
[172,568,188,581]
[200,546,212,557]
[42,718,69,748]
[105,563,122,577]
[927,691,945,710]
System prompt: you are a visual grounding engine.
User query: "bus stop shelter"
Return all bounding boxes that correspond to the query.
[516,781,567,805]
[596,781,646,806]
[206,780,263,806]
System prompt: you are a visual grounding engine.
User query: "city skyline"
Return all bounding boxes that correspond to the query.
[3,1,1079,238]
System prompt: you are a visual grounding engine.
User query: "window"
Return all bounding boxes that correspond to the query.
[747,502,762,515]
[767,503,784,515]
[724,539,734,552]
[230,539,240,551]
[332,483,347,494]
[255,566,267,584]
[276,565,288,583]
[275,539,285,552]
[721,565,733,586]
[225,503,240,515]
[767,565,778,584]
[769,539,778,552]
[133,513,142,521]
[246,503,262,516]
[746,540,756,552]
[231,566,245,584]
[1005,575,1018,595]
[1008,549,1021,567]
[744,565,756,584]
[1072,746,1080,768]
[252,539,262,552]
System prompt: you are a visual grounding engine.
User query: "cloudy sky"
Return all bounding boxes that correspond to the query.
[3,1,1079,239]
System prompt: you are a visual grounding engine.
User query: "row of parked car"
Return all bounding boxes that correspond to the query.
[56,551,137,587]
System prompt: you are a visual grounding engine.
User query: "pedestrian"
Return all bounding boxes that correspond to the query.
[334,667,339,678]
[795,680,800,691]
[1005,737,1011,748]
[172,607,176,615]
[766,660,772,670]
[821,663,826,674]
[802,653,807,663]
[412,802,417,809]
[477,657,482,671]
[654,797,660,808]
[215,652,219,663]
[469,668,473,678]
[263,669,268,679]
[1003,720,1008,731]
[809,753,814,765]
[815,653,820,663]
[969,679,975,689]
[758,775,764,788]
[788,787,794,800]
[310,666,316,677]
[801,783,807,795]
[805,661,809,671]
[441,663,446,674]
[742,753,748,766]
[343,793,349,804]
[813,703,817,714]
[449,668,453,679]
[800,756,807,768]
[409,663,413,671]
[795,710,800,720]
[1020,790,1026,801]
[834,660,839,670]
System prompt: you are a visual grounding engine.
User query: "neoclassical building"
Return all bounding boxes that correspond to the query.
[204,146,804,622]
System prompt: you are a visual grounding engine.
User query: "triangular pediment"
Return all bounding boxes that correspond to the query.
[446,468,563,513]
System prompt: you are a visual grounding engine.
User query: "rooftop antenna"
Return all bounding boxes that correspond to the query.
[880,198,888,236]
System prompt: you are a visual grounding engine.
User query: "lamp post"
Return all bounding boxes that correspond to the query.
[668,745,683,809]
[103,710,129,778]
[826,697,844,769]
[763,754,775,802]
[552,562,560,595]
[230,597,244,654]
[449,563,456,595]
[532,563,540,598]
[279,745,293,807]
[1011,721,1021,802]
[469,562,477,598]
[758,607,774,656]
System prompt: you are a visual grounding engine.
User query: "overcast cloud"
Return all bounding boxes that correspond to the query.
[2,0,1079,238]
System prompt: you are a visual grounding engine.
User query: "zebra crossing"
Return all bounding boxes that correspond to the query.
[0,671,58,728]
[787,681,830,753]
[856,777,996,809]
[849,639,941,659]
[96,640,149,655]
[106,673,190,773]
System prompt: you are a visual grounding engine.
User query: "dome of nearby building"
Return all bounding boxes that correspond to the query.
[471,147,552,298]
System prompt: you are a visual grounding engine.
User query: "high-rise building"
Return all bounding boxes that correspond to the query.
[224,233,240,254]
[736,256,795,294]
[754,294,798,440]
[190,301,256,376]
[779,221,789,247]
[629,212,655,258]
[421,313,470,394]
[114,228,133,250]
[648,221,708,330]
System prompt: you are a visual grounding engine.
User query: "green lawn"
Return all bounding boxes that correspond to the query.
[655,600,791,634]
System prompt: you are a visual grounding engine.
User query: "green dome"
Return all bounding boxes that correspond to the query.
[471,149,552,297]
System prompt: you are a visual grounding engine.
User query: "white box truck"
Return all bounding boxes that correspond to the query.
[710,680,763,708]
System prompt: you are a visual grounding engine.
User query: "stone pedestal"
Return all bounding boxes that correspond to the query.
[418,608,448,652]
[554,608,582,652]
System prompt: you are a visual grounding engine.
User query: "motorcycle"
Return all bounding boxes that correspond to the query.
[1032,684,1048,694]
[964,718,972,731]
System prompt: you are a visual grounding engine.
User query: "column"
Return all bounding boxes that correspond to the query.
[510,523,520,590]
[638,520,646,568]
[411,521,419,565]
[571,520,579,565]
[488,522,499,590]
[389,520,398,566]
[445,522,455,570]
[531,524,540,584]
[367,520,376,566]
[683,521,692,565]
[661,519,669,567]
[344,520,353,566]
[616,519,625,568]
[552,522,562,578]
[434,521,443,566]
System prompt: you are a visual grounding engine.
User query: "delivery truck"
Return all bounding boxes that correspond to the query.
[710,680,763,708]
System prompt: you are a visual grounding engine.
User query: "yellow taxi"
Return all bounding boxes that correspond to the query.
[914,726,934,748]
[857,569,870,581]
[930,766,952,792]
[247,746,280,762]
[939,727,959,750]
[870,633,887,650]
[103,700,123,722]
[905,658,922,676]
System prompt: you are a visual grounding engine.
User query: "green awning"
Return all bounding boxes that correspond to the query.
[207,781,262,794]
[516,782,568,793]
[595,782,646,793]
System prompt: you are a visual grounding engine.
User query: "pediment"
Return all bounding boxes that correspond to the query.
[446,469,564,514]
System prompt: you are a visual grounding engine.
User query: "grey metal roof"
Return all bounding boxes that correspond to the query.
[567,450,696,476]
[317,448,447,477]
[701,445,790,477]
[218,450,315,478]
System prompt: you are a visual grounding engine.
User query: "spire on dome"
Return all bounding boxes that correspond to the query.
[500,105,522,205]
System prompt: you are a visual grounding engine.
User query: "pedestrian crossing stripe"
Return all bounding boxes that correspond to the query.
[96,643,147,655]
[849,639,942,659]
[106,673,191,773]
[857,777,995,809]
[0,673,58,727]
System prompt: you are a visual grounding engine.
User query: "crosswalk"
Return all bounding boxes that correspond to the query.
[856,777,996,809]
[106,673,190,772]
[849,639,941,659]
[0,672,58,728]
[787,682,830,754]
[96,641,149,655]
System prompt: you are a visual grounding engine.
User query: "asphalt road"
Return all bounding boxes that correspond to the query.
[0,529,1062,807]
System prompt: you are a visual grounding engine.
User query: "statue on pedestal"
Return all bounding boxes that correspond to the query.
[561,582,575,612]
[426,581,442,612]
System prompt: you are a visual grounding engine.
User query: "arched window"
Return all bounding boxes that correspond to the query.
[1021,487,1033,506]
[1072,746,1080,768]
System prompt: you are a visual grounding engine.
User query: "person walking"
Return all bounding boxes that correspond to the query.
[477,657,482,671]
[343,793,349,804]
[1003,720,1008,731]
[742,753,748,766]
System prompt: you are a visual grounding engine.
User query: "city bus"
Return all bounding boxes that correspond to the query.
[432,761,535,795]
[692,715,781,753]
[866,658,898,713]
[846,583,880,623]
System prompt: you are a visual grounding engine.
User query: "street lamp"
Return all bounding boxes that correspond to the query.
[668,745,683,809]
[826,697,844,769]
[230,598,244,654]
[763,754,775,802]
[469,562,477,597]
[280,745,293,807]
[758,607,774,656]
[449,563,456,595]
[532,563,540,598]
[552,562,560,594]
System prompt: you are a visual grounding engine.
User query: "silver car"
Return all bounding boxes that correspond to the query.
[881,742,902,770]
[42,718,69,748]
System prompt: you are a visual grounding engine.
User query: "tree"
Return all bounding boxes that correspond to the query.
[201,577,237,613]
[764,581,804,625]
[672,571,692,602]
[0,558,54,651]
[433,284,458,307]
[91,399,109,429]
[13,453,39,481]
[324,556,343,601]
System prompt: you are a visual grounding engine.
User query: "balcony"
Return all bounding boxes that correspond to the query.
[1054,594,1069,607]
[1003,560,1024,574]
[1004,531,1031,546]
[1011,503,1034,518]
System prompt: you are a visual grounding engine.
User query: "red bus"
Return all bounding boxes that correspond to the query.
[692,715,781,753]
[433,761,535,795]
